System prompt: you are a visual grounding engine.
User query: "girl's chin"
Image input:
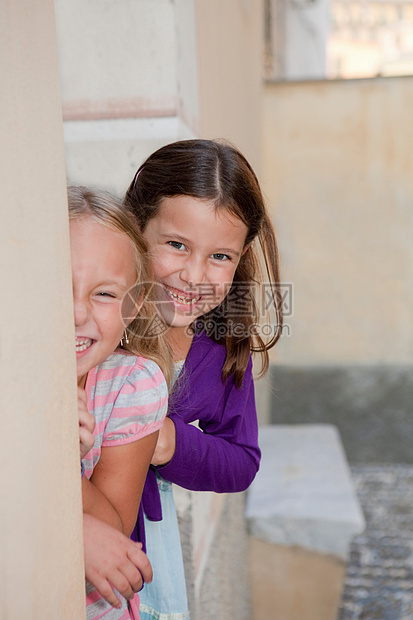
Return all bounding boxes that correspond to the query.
[167,322,193,333]
[159,307,198,328]
[76,355,94,387]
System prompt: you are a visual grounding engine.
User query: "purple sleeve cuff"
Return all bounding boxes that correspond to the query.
[156,413,259,493]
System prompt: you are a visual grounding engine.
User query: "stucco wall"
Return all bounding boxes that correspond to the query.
[195,0,264,173]
[262,76,413,365]
[56,0,264,192]
[55,0,199,195]
[1,1,85,617]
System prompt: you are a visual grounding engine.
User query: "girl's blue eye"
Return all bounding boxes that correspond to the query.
[97,292,115,298]
[168,241,186,250]
[212,253,230,261]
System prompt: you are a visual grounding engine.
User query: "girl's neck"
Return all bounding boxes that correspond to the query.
[166,326,194,362]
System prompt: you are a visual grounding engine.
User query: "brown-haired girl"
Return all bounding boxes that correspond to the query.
[123,139,283,620]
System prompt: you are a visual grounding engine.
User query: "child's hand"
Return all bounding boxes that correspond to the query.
[78,386,95,459]
[83,514,152,609]
[151,417,176,466]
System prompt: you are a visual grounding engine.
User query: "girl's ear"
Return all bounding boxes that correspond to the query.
[242,243,251,256]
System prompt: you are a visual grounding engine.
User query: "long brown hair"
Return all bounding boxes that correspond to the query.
[68,185,173,387]
[124,140,283,388]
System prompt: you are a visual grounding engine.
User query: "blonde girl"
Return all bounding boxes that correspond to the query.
[68,186,172,620]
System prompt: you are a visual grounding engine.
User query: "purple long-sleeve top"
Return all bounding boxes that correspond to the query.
[140,330,261,525]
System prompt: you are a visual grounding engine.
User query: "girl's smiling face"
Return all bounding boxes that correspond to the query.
[70,217,138,387]
[142,195,248,332]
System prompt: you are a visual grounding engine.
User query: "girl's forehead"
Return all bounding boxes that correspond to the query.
[155,195,247,233]
[70,216,129,245]
[70,217,137,272]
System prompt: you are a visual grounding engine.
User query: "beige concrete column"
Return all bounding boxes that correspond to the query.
[194,0,264,173]
[0,1,85,618]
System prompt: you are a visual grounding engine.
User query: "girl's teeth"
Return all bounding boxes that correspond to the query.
[76,338,92,352]
[166,288,200,305]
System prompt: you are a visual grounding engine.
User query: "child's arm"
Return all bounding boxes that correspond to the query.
[83,513,152,609]
[82,357,168,534]
[153,356,260,493]
[151,417,175,466]
[82,431,159,535]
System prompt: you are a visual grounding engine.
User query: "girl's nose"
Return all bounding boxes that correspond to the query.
[73,297,90,326]
[179,257,206,286]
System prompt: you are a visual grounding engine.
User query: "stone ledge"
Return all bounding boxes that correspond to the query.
[246,424,365,560]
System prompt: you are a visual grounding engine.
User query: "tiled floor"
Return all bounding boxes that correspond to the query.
[339,465,413,620]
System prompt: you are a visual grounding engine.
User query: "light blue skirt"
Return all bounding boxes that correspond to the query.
[139,475,190,620]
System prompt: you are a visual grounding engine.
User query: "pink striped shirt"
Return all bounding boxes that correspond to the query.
[82,350,168,620]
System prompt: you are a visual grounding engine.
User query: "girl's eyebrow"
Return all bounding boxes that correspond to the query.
[158,232,189,244]
[97,279,128,290]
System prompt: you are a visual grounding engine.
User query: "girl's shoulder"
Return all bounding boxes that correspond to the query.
[190,330,226,359]
[91,350,167,393]
[188,331,253,384]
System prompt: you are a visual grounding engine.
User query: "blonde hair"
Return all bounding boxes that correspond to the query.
[68,185,173,387]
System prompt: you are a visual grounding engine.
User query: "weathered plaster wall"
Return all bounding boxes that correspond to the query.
[55,0,199,196]
[263,77,413,365]
[195,0,264,173]
[262,77,413,455]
